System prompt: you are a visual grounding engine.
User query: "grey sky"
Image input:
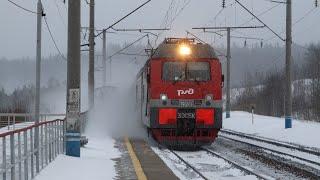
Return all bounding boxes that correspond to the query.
[0,0,319,59]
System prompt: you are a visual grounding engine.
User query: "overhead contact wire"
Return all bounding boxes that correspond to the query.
[7,0,38,14]
[43,16,67,61]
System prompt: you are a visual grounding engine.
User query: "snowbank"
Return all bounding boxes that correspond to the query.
[223,111,320,149]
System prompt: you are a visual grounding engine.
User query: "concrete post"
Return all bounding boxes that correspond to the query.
[285,0,292,128]
[102,30,107,86]
[66,0,81,157]
[226,28,231,118]
[88,0,95,108]
[35,0,43,173]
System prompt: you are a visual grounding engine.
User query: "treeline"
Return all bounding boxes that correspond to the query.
[0,42,147,114]
[0,85,35,113]
[0,77,66,114]
[232,44,320,121]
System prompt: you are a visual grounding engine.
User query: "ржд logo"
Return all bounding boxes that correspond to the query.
[177,88,194,96]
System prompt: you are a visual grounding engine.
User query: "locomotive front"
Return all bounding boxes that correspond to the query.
[139,38,223,149]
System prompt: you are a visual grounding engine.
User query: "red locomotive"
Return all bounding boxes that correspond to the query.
[136,38,223,149]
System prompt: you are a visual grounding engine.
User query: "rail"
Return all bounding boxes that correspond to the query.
[202,147,272,180]
[166,145,271,180]
[0,119,65,180]
[219,129,320,169]
[168,149,208,180]
[220,129,320,156]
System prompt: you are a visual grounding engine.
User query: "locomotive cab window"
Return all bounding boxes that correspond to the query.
[187,62,210,81]
[162,61,210,81]
[162,62,186,81]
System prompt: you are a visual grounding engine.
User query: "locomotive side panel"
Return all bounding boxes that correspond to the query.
[136,66,151,128]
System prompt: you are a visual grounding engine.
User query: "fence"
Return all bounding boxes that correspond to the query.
[0,118,65,180]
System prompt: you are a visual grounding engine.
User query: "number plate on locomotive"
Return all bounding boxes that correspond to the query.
[177,109,195,119]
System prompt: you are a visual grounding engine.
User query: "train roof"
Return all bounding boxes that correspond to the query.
[151,38,219,59]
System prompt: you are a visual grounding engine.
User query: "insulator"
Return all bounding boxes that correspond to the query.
[222,0,226,8]
[244,40,247,47]
[260,41,263,48]
[316,0,318,7]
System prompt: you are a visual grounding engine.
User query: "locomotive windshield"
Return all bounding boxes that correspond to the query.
[162,61,210,81]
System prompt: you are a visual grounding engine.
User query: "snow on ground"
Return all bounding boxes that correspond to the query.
[223,111,320,149]
[34,137,120,180]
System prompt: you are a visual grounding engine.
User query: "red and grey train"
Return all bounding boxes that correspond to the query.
[136,38,223,149]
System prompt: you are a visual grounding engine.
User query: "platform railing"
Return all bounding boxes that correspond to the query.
[0,119,65,180]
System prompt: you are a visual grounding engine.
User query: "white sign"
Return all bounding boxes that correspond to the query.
[67,88,80,132]
[68,88,80,113]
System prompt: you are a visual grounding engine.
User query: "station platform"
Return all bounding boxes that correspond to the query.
[125,138,179,180]
[33,137,178,180]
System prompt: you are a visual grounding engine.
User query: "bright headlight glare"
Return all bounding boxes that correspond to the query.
[160,94,168,101]
[179,44,191,56]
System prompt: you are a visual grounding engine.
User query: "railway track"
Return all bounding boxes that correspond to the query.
[168,149,209,180]
[220,129,320,156]
[220,129,320,169]
[201,147,273,180]
[166,147,272,180]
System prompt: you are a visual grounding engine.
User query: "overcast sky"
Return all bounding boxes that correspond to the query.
[1,0,319,59]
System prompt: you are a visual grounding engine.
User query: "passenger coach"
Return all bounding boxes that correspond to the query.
[136,38,223,149]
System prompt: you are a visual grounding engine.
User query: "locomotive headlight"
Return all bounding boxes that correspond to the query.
[160,94,168,101]
[205,94,213,106]
[160,94,168,106]
[179,44,191,56]
[205,94,213,101]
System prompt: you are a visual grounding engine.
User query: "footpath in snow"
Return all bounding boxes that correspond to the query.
[34,137,120,180]
[223,111,320,149]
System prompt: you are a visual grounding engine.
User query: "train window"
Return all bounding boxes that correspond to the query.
[163,62,186,81]
[162,61,210,81]
[187,62,210,81]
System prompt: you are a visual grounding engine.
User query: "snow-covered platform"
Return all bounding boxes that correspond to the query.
[34,137,120,180]
[34,137,178,180]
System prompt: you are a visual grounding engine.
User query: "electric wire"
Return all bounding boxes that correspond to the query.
[107,34,148,61]
[7,0,38,14]
[262,0,286,4]
[8,0,38,14]
[95,0,151,38]
[154,0,176,45]
[235,0,285,41]
[43,16,67,61]
[154,0,191,46]
[53,0,67,28]
[238,3,281,27]
[201,2,278,46]
[171,0,191,26]
[264,7,318,42]
[160,0,175,28]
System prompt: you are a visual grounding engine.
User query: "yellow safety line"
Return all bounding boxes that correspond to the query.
[124,137,147,180]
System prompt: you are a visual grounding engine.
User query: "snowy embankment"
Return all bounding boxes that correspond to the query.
[223,111,320,149]
[34,137,120,180]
